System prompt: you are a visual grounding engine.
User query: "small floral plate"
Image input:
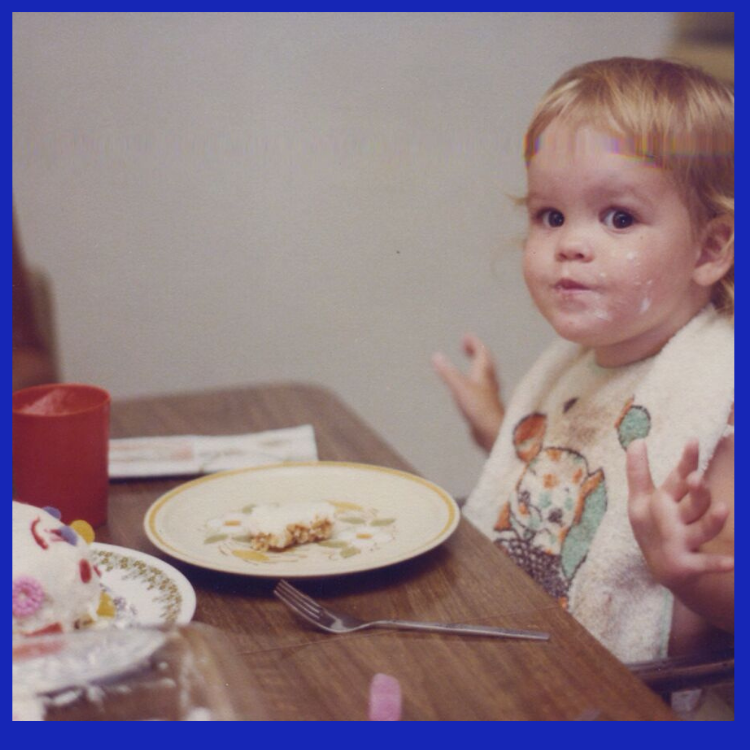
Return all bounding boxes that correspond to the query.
[92,543,196,626]
[144,462,460,578]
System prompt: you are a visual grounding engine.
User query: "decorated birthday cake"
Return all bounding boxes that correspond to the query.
[12,501,108,637]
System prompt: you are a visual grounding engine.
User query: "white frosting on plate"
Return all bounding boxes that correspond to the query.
[206,501,335,550]
[245,502,334,537]
[207,502,334,537]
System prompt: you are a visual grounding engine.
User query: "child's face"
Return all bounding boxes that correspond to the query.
[523,121,711,367]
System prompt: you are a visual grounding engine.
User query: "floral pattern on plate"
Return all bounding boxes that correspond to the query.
[92,544,196,626]
[203,500,398,566]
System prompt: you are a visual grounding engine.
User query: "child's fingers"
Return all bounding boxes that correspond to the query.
[432,353,473,405]
[462,333,487,359]
[679,471,712,524]
[463,334,497,383]
[688,552,734,576]
[686,501,730,548]
[661,439,700,499]
[432,352,461,386]
[626,439,655,502]
[462,333,480,354]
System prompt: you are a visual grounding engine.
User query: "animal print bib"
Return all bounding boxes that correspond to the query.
[464,306,733,661]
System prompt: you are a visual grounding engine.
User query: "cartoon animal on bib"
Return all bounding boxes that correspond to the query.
[493,413,608,607]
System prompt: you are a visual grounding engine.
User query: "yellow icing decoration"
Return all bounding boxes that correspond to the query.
[70,519,95,545]
[97,591,117,618]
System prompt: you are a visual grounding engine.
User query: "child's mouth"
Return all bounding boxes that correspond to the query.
[554,279,592,292]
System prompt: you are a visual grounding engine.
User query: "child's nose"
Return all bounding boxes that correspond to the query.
[555,232,593,262]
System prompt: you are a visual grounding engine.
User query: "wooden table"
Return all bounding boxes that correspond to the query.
[100,383,675,721]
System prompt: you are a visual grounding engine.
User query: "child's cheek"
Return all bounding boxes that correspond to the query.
[638,295,653,314]
[629,273,657,317]
[618,246,650,286]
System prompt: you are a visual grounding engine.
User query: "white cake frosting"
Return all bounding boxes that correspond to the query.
[207,502,335,551]
[245,503,333,536]
[12,501,103,637]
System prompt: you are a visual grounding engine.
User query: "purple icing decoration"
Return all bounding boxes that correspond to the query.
[43,506,62,520]
[58,525,79,546]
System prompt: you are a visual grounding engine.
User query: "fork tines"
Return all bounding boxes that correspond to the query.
[274,579,322,619]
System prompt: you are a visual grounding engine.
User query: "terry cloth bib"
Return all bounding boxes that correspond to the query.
[464,306,734,662]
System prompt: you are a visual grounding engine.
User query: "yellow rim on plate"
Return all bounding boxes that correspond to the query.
[144,461,459,578]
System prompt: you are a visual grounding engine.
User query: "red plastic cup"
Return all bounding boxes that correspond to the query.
[12,383,110,527]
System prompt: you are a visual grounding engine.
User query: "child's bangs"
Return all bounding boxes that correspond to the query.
[525,90,705,168]
[524,59,734,177]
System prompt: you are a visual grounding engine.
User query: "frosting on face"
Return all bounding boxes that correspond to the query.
[524,122,711,367]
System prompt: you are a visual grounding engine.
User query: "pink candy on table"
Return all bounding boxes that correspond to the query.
[368,673,402,721]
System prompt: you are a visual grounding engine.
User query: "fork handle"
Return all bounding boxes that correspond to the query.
[372,620,550,641]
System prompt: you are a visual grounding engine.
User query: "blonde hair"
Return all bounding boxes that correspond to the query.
[524,57,734,314]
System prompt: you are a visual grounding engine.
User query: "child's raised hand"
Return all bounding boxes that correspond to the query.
[626,438,734,590]
[432,333,504,453]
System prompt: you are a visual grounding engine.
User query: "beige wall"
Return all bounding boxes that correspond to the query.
[13,12,673,496]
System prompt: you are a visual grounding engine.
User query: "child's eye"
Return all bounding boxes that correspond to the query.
[603,209,635,229]
[538,209,565,228]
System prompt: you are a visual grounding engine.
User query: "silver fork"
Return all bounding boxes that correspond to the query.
[274,580,550,641]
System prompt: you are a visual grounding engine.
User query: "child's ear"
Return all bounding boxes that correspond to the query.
[692,215,734,289]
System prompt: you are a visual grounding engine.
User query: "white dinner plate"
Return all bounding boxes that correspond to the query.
[144,461,460,578]
[92,543,196,625]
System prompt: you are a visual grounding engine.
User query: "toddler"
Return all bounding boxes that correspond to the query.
[433,58,734,663]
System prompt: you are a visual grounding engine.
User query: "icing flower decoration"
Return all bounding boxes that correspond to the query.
[42,506,62,520]
[79,560,92,584]
[70,520,95,545]
[12,576,45,619]
[56,526,79,546]
[30,518,49,550]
